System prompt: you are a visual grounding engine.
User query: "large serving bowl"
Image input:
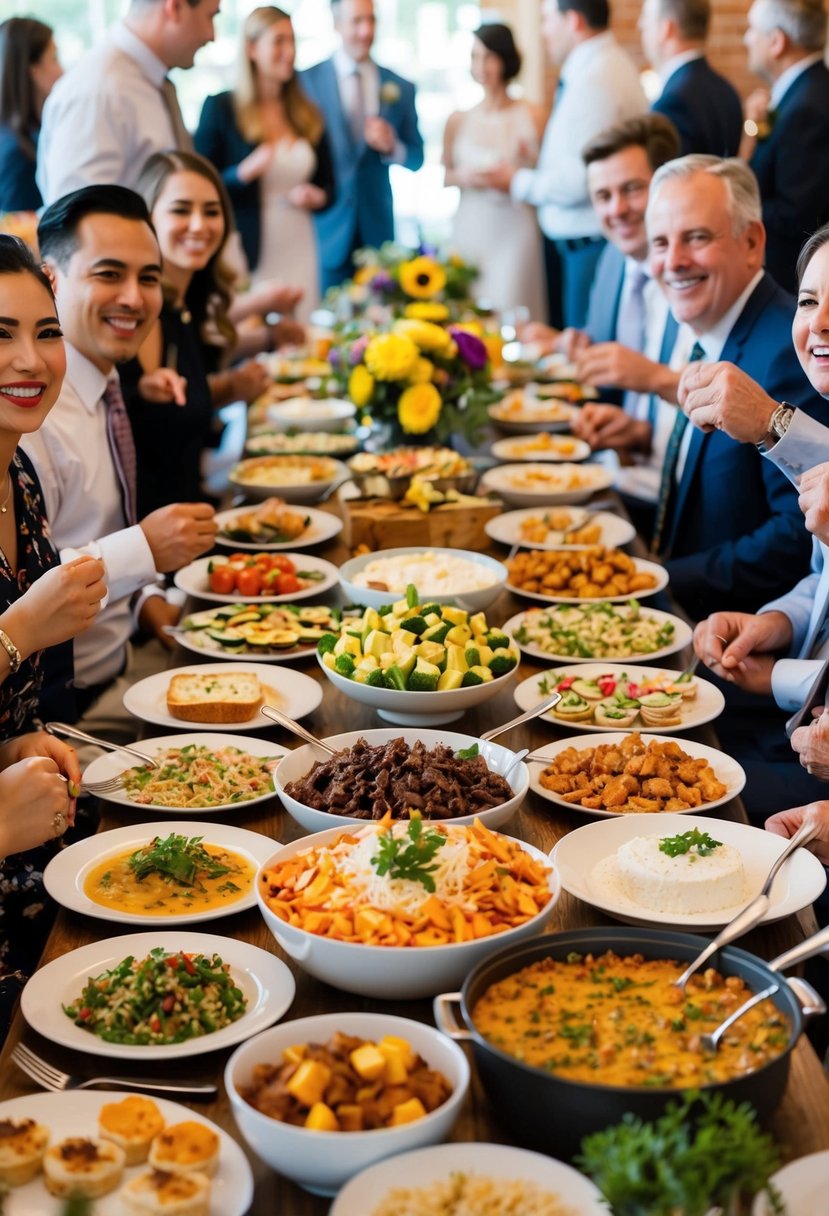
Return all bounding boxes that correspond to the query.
[338,546,508,613]
[229,455,348,504]
[255,827,559,999]
[434,926,820,1160]
[225,1012,470,1195]
[274,726,530,833]
[266,396,356,433]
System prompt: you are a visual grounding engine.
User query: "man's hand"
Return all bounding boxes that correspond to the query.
[692,609,792,693]
[267,318,306,348]
[138,367,187,406]
[4,556,106,660]
[798,463,829,544]
[364,116,396,156]
[224,359,270,405]
[479,161,515,193]
[766,799,829,863]
[790,711,829,780]
[571,403,652,453]
[138,596,183,651]
[140,502,217,573]
[678,360,778,442]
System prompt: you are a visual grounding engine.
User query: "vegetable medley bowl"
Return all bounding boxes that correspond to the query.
[274,727,530,833]
[225,1012,470,1195]
[255,821,560,999]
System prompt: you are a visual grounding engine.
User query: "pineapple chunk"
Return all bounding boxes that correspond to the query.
[282,1044,307,1067]
[350,1043,387,1081]
[286,1059,331,1107]
[437,668,463,691]
[380,1035,417,1069]
[304,1102,339,1132]
[390,1097,428,1126]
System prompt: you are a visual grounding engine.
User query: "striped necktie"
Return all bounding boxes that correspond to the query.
[104,376,138,526]
[649,340,705,556]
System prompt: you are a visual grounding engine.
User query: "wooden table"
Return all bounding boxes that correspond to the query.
[2,508,829,1212]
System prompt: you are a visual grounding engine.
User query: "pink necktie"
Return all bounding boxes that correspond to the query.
[104,376,138,525]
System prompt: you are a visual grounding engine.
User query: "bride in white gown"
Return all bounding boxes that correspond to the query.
[443,24,547,321]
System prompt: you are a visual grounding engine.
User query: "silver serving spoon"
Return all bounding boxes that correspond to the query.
[259,704,337,756]
[480,691,562,742]
[502,748,530,783]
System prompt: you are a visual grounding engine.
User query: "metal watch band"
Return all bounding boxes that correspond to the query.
[757,404,795,452]
[0,628,21,675]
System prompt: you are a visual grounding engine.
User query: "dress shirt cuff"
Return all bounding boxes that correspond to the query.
[762,410,829,486]
[510,167,534,204]
[382,137,407,166]
[771,659,825,712]
[62,526,156,604]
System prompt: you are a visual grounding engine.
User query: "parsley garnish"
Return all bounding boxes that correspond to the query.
[128,833,232,887]
[370,816,446,892]
[659,828,722,858]
[455,743,479,760]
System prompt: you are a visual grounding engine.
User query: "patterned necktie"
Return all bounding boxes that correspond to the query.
[104,377,138,526]
[347,66,365,144]
[649,340,705,556]
[161,77,192,152]
[617,266,649,354]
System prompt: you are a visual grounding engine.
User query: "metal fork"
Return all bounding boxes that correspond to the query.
[46,721,159,796]
[11,1042,217,1100]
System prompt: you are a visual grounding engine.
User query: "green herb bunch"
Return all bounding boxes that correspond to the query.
[370,816,446,892]
[659,828,722,858]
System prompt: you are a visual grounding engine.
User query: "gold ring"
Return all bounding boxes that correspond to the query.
[52,811,66,835]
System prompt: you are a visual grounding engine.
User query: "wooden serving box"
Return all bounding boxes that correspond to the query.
[343,496,503,552]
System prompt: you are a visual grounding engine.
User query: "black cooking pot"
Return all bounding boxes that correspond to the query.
[434,926,825,1160]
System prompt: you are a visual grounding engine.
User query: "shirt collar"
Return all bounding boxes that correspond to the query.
[561,29,615,83]
[659,48,704,84]
[771,52,823,108]
[64,344,111,414]
[624,254,651,280]
[333,45,373,80]
[695,269,764,360]
[110,20,169,89]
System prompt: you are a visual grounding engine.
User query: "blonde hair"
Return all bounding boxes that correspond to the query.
[235,7,324,145]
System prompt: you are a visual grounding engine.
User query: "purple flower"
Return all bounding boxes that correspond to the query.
[370,271,394,293]
[328,347,342,368]
[450,327,488,370]
[349,336,369,365]
[419,242,438,258]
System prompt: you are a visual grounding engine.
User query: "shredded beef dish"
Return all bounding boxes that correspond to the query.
[283,736,514,820]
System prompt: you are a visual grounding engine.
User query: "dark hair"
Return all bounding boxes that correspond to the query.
[797,223,829,287]
[557,0,610,30]
[0,233,54,300]
[0,17,53,160]
[656,0,710,40]
[582,113,681,172]
[474,23,522,81]
[37,185,154,269]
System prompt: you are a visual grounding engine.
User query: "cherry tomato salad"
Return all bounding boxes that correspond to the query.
[207,552,325,598]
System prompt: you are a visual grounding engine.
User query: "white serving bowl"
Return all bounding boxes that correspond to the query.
[316,655,520,726]
[255,826,559,999]
[338,546,508,613]
[229,455,349,504]
[274,726,530,833]
[225,1012,470,1196]
[266,396,356,433]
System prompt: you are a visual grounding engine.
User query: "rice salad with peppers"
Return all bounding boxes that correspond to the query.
[63,948,247,1045]
[513,601,676,660]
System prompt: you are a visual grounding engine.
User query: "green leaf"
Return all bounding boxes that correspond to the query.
[455,743,479,760]
[370,816,446,892]
[659,829,722,858]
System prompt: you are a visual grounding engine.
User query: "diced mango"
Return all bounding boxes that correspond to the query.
[380,1035,417,1070]
[390,1098,427,1126]
[335,1104,364,1131]
[350,1043,387,1081]
[378,1042,409,1084]
[287,1060,332,1107]
[282,1044,307,1066]
[304,1102,339,1131]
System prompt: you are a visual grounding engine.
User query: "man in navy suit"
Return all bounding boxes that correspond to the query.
[743,0,829,292]
[301,0,424,292]
[640,0,742,156]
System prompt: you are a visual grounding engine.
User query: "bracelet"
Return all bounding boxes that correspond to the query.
[0,628,21,675]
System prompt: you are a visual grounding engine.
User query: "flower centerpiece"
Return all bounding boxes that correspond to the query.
[325,242,480,322]
[332,317,499,444]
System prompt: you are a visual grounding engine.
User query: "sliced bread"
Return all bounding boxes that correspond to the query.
[166,672,262,724]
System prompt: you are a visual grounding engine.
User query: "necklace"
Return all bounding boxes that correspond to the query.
[0,473,11,514]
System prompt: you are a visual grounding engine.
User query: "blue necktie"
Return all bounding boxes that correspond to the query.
[650,340,705,556]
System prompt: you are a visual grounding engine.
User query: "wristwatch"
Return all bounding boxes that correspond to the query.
[0,628,21,675]
[757,403,795,451]
[743,118,759,137]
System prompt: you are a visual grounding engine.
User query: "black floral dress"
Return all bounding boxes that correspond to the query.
[0,450,73,1034]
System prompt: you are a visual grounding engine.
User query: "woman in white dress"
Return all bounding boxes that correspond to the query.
[195,7,334,325]
[443,24,547,321]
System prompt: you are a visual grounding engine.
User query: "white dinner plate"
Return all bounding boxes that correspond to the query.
[80,733,282,812]
[503,606,693,664]
[485,506,636,550]
[122,662,322,731]
[513,664,725,734]
[753,1151,829,1215]
[528,731,746,819]
[481,462,613,506]
[490,434,592,463]
[171,603,340,664]
[21,931,295,1061]
[44,820,279,926]
[507,557,669,605]
[331,1142,606,1216]
[214,504,343,551]
[488,395,580,434]
[0,1091,252,1216]
[174,552,340,603]
[552,813,826,930]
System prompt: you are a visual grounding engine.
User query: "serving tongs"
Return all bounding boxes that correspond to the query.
[673,818,820,994]
[259,704,337,756]
[701,923,829,1053]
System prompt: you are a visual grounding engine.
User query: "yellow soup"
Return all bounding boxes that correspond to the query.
[471,951,790,1089]
[84,844,256,916]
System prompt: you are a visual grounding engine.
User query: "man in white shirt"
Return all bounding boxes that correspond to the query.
[21,185,217,730]
[483,0,647,328]
[37,0,220,205]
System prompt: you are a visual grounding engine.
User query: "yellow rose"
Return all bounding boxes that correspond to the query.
[408,357,434,384]
[348,364,375,406]
[452,320,483,337]
[393,318,451,353]
[399,256,447,299]
[403,301,450,322]
[364,332,419,381]
[397,383,442,434]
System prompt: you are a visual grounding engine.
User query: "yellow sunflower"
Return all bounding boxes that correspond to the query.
[399,256,447,299]
[404,301,450,322]
[348,364,375,407]
[408,357,434,384]
[364,332,419,381]
[393,318,452,354]
[397,383,442,434]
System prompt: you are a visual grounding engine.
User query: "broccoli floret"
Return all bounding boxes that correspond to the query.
[365,668,386,687]
[486,631,510,650]
[404,615,428,635]
[461,669,484,687]
[464,645,481,668]
[317,632,338,655]
[334,653,356,677]
[489,652,518,677]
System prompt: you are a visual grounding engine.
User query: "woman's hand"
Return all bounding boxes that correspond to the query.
[138,368,187,406]
[0,757,73,857]
[237,142,276,184]
[0,732,81,794]
[2,556,106,661]
[287,183,327,210]
[766,800,829,865]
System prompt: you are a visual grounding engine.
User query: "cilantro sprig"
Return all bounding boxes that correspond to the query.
[659,828,722,858]
[370,816,446,892]
[128,833,231,887]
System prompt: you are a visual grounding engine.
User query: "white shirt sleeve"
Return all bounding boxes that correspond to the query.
[38,85,129,204]
[771,658,825,711]
[762,409,829,487]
